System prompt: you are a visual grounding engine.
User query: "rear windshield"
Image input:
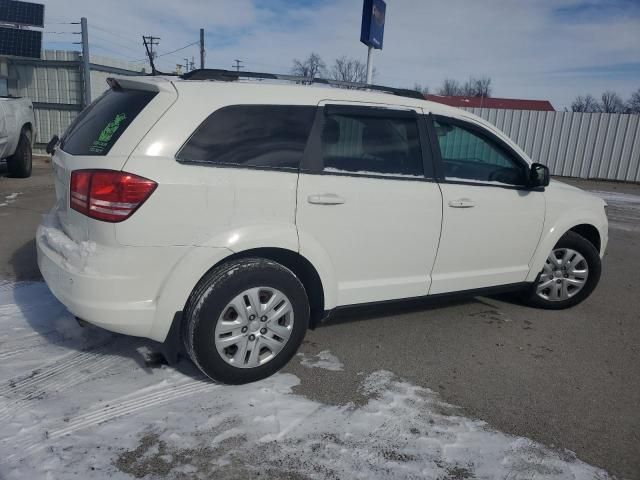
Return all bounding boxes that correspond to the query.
[176,105,316,170]
[61,88,157,156]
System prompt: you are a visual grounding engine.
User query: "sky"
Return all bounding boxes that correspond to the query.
[40,0,640,110]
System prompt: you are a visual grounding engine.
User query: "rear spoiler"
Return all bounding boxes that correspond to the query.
[106,76,176,94]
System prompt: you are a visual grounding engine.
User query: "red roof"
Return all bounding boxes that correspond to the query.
[425,95,555,111]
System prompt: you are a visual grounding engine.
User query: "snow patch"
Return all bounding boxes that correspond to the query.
[589,189,640,232]
[0,192,20,207]
[36,211,97,273]
[0,282,612,480]
[298,350,344,371]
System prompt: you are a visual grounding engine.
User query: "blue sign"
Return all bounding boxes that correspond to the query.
[360,0,386,50]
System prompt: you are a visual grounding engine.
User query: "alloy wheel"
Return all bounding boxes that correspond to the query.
[536,248,589,301]
[214,287,294,368]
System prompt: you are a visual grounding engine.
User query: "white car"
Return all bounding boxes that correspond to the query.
[37,72,608,384]
[0,96,35,178]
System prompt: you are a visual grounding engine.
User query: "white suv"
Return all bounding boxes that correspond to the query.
[37,72,608,384]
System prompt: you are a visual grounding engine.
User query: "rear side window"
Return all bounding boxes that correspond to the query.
[320,112,423,177]
[61,89,157,156]
[177,105,316,170]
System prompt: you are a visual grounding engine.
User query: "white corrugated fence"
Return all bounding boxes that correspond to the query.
[466,108,640,182]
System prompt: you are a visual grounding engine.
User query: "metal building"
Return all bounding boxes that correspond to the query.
[0,49,144,151]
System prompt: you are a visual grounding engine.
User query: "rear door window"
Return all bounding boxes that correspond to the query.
[319,109,424,177]
[176,105,316,170]
[61,89,158,156]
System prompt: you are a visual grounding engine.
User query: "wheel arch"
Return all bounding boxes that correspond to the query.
[569,224,601,253]
[527,216,606,283]
[207,247,326,328]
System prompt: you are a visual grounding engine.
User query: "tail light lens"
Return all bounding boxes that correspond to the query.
[70,169,157,222]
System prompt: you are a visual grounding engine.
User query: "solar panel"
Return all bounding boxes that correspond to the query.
[0,27,42,58]
[0,0,45,28]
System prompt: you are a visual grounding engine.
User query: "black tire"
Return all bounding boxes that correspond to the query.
[522,231,601,310]
[182,258,309,384]
[6,129,32,178]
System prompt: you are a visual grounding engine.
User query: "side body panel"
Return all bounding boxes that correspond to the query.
[296,102,443,307]
[430,183,545,293]
[0,98,34,158]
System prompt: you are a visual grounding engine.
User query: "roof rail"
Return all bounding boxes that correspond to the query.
[180,68,425,100]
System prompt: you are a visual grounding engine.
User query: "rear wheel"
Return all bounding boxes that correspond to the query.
[7,129,32,178]
[523,231,601,309]
[182,258,309,384]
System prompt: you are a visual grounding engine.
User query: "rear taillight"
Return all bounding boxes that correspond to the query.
[70,169,157,222]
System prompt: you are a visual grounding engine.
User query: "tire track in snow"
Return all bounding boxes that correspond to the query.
[0,331,67,360]
[14,378,219,453]
[49,380,218,438]
[0,338,137,421]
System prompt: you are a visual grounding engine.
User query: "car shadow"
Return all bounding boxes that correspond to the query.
[7,238,41,281]
[6,241,203,381]
[318,291,524,328]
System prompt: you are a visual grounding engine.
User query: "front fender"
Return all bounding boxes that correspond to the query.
[526,209,608,283]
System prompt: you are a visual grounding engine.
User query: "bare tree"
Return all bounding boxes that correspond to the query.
[460,76,492,97]
[626,88,640,114]
[472,76,492,97]
[571,94,600,112]
[413,83,430,95]
[438,77,491,97]
[600,91,625,113]
[291,52,326,83]
[437,78,462,96]
[331,56,367,84]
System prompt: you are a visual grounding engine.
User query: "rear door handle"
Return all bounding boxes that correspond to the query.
[308,194,345,205]
[448,198,475,208]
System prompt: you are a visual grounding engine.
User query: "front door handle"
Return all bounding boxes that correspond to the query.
[448,198,475,208]
[308,194,345,205]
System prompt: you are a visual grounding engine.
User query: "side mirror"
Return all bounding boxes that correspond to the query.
[529,163,550,188]
[45,134,59,155]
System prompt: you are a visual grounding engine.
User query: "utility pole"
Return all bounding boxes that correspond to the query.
[233,59,244,72]
[183,57,190,73]
[80,17,91,106]
[142,35,160,74]
[199,28,205,69]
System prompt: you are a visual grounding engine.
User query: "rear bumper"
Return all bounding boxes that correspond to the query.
[36,221,188,339]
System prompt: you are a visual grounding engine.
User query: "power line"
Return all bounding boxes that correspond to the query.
[156,41,199,59]
[90,31,143,56]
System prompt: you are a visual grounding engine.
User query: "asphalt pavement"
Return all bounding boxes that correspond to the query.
[1,158,638,478]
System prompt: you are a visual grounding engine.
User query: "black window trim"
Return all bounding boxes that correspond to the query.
[428,114,538,191]
[300,104,437,182]
[175,103,317,173]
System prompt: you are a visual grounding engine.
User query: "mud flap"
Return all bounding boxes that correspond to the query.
[160,312,183,365]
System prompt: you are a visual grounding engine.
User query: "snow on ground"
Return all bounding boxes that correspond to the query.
[298,350,344,371]
[0,282,611,479]
[590,189,640,232]
[0,192,21,207]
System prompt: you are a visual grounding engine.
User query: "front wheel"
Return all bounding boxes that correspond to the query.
[182,258,309,384]
[523,231,601,310]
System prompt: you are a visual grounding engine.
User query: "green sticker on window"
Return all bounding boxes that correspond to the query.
[89,113,127,153]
